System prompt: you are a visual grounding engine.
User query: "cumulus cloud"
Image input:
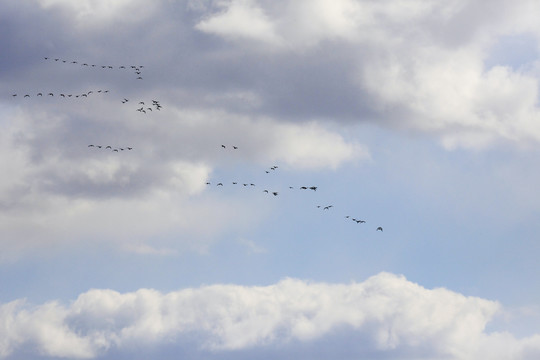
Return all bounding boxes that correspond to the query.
[192,0,540,149]
[0,273,539,359]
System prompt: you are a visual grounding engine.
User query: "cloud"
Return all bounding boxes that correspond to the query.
[1,273,539,359]
[192,0,540,149]
[195,0,282,45]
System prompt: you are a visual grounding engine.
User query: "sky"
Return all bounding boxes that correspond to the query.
[1,0,540,359]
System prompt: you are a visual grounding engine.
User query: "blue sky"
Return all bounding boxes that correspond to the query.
[2,0,540,359]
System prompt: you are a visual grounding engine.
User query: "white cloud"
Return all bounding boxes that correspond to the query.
[195,0,282,45]
[1,273,540,359]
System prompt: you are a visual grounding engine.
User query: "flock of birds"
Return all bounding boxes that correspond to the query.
[208,145,384,232]
[43,57,145,80]
[11,90,109,98]
[10,56,384,235]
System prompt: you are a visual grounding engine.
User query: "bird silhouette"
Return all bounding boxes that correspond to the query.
[272,192,278,196]
[376,227,383,231]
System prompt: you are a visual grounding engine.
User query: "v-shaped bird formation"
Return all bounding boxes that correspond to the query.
[9,56,384,239]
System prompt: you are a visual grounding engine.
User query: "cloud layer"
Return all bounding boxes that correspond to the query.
[1,272,539,359]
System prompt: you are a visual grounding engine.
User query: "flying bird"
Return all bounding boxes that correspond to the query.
[376,227,383,231]
[272,192,278,196]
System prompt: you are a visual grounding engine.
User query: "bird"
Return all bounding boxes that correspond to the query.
[48,93,53,96]
[88,145,95,147]
[376,227,383,231]
[263,190,269,193]
[37,93,42,96]
[233,146,238,149]
[105,146,112,149]
[309,186,317,191]
[24,94,30,98]
[127,147,133,150]
[221,145,226,149]
[356,220,366,224]
[217,183,223,186]
[232,182,237,185]
[12,94,17,97]
[272,192,278,196]
[300,186,308,190]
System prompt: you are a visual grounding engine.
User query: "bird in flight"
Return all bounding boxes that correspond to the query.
[376,227,383,232]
